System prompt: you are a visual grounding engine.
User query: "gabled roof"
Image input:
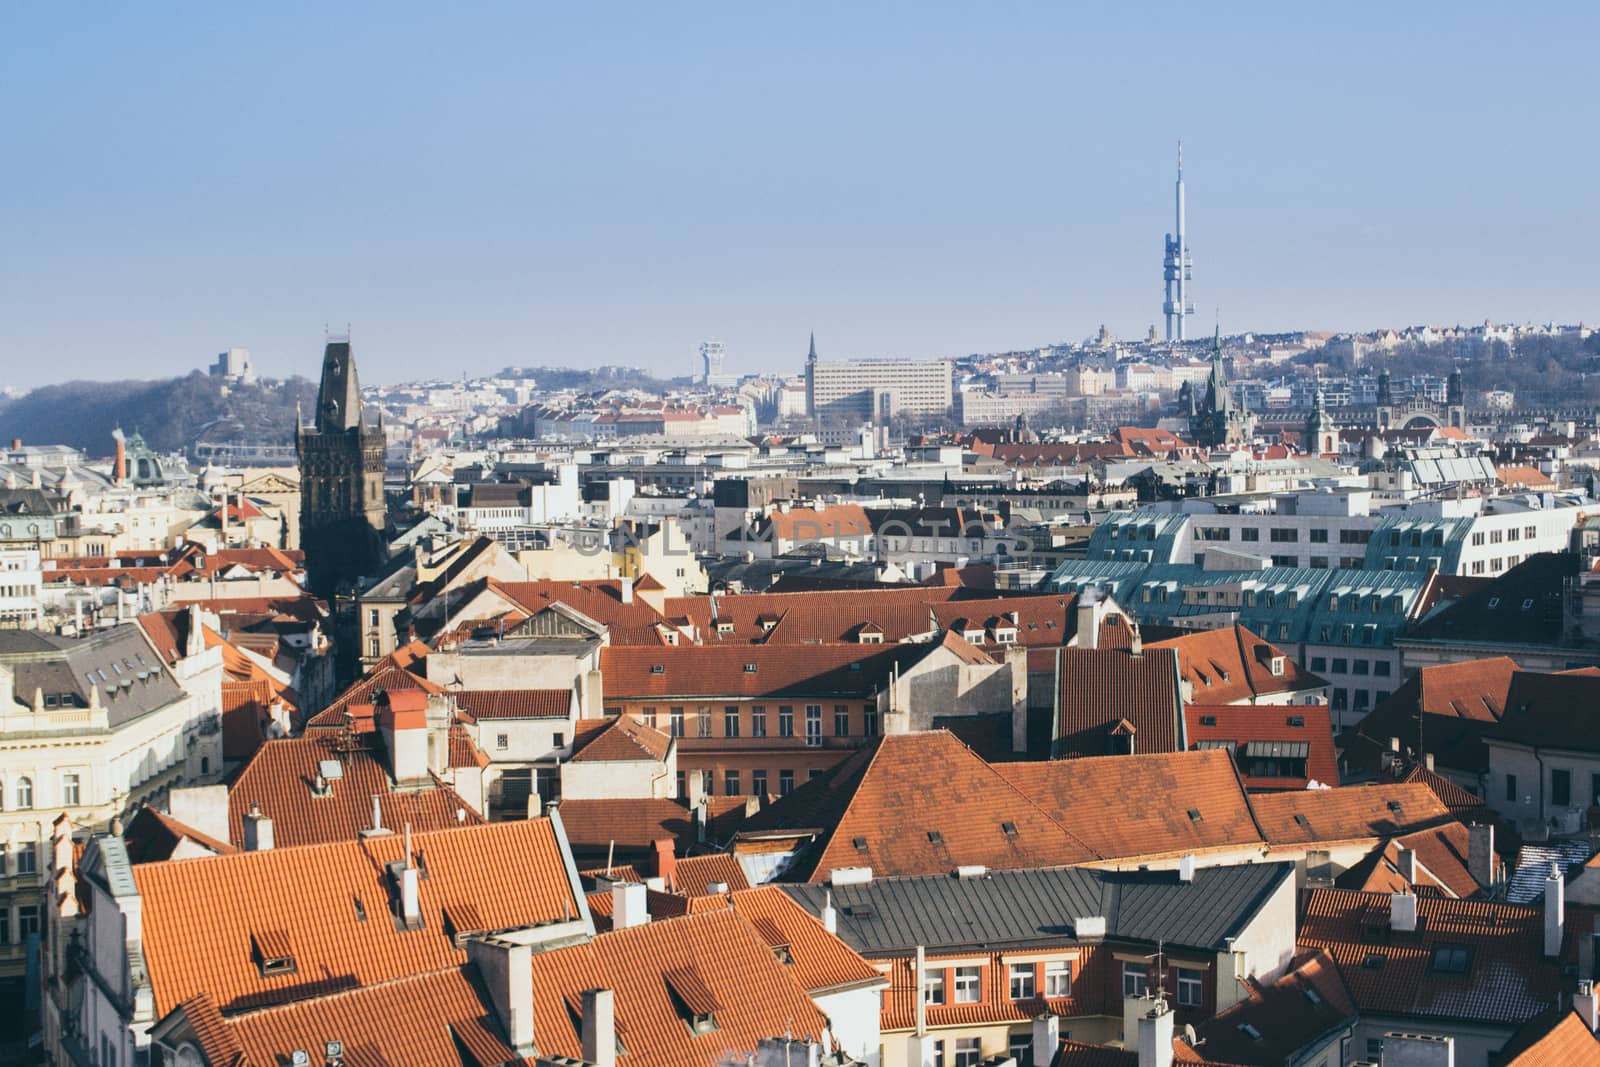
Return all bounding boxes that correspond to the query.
[1299,888,1563,1026]
[996,749,1265,860]
[1339,821,1485,899]
[1148,623,1326,703]
[1497,1009,1600,1065]
[1251,783,1451,846]
[743,731,1096,881]
[557,797,752,856]
[599,642,912,699]
[567,715,673,764]
[123,807,238,864]
[1056,648,1183,757]
[449,688,571,721]
[730,885,885,996]
[131,817,585,1017]
[302,647,444,731]
[224,735,482,849]
[1184,702,1341,790]
[1492,669,1600,752]
[1192,949,1355,1065]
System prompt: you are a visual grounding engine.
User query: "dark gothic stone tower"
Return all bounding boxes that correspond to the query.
[297,336,387,597]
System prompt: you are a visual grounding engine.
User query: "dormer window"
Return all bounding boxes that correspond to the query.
[650,664,665,674]
[664,965,719,1034]
[252,930,297,977]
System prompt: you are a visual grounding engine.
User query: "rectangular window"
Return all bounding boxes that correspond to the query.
[553,732,565,749]
[1240,528,1259,542]
[724,706,740,738]
[1309,528,1329,543]
[669,707,685,738]
[1375,660,1392,677]
[1009,963,1036,1000]
[752,769,767,797]
[18,905,39,939]
[779,769,794,796]
[953,1038,981,1067]
[778,706,795,738]
[1044,960,1072,997]
[863,705,879,737]
[805,706,822,747]
[1122,961,1147,998]
[1176,967,1203,1007]
[675,771,686,799]
[1270,528,1298,543]
[1553,769,1572,808]
[17,844,37,875]
[62,773,80,806]
[953,966,981,1003]
[642,706,657,729]
[724,770,740,797]
[751,706,767,738]
[1506,773,1518,802]
[1332,658,1348,673]
[1354,659,1370,676]
[496,733,509,751]
[834,705,850,737]
[697,707,712,737]
[1310,656,1327,672]
[1009,1034,1033,1067]
[923,969,946,1005]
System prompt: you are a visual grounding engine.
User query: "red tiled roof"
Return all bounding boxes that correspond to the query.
[1184,702,1341,790]
[225,735,481,848]
[996,749,1264,860]
[599,643,907,699]
[745,732,1098,881]
[557,797,750,858]
[745,503,873,543]
[1056,648,1183,757]
[446,724,488,770]
[489,579,669,632]
[1299,888,1563,1025]
[1192,949,1354,1065]
[1395,764,1490,817]
[450,688,571,720]
[1148,624,1325,704]
[303,652,444,731]
[731,885,884,995]
[567,715,673,764]
[1251,783,1451,846]
[134,817,583,1017]
[669,852,750,897]
[1342,822,1483,899]
[1498,1009,1600,1065]
[123,807,238,864]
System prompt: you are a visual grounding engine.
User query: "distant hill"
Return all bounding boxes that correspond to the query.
[0,372,316,457]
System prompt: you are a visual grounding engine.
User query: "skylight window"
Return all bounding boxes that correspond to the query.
[1429,944,1472,975]
[1186,808,1202,822]
[927,830,944,844]
[1000,821,1018,837]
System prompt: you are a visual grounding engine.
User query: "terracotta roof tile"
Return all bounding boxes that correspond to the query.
[1056,648,1183,757]
[1499,1009,1600,1065]
[1148,624,1326,703]
[567,716,673,764]
[1184,702,1341,790]
[225,735,482,849]
[134,817,584,1017]
[1192,949,1355,1065]
[997,749,1264,860]
[1252,783,1452,846]
[449,689,571,720]
[1299,888,1563,1025]
[598,643,908,699]
[729,885,884,996]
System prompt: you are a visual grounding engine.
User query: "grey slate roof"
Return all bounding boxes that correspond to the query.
[783,861,1293,956]
[0,623,188,727]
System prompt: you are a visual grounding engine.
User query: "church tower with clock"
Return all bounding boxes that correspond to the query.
[296,334,387,597]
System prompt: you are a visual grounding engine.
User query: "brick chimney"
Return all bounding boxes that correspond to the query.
[652,838,677,890]
[112,429,127,485]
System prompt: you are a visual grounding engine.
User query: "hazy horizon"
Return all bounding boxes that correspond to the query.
[4,3,1596,389]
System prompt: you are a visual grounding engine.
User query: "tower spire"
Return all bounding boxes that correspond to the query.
[807,331,817,361]
[1162,143,1194,342]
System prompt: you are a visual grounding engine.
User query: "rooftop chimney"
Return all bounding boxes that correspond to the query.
[1577,980,1599,1033]
[112,429,127,485]
[612,882,649,929]
[581,988,617,1067]
[1032,1013,1060,1067]
[242,804,274,851]
[652,837,677,890]
[620,577,633,604]
[1546,864,1565,958]
[399,823,422,927]
[822,889,837,935]
[466,937,535,1056]
[1178,854,1195,883]
[1136,997,1175,1067]
[1468,823,1495,889]
[1390,890,1418,933]
[378,690,430,786]
[1077,592,1102,649]
[1396,846,1418,885]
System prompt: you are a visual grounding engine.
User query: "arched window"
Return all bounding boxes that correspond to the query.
[17,776,33,809]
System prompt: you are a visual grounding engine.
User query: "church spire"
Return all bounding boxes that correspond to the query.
[807,331,817,361]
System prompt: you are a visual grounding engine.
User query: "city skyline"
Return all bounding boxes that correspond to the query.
[3,3,1597,389]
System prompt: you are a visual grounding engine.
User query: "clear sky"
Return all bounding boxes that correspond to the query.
[2,3,1595,388]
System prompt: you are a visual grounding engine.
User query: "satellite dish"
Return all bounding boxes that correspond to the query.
[1183,1023,1204,1047]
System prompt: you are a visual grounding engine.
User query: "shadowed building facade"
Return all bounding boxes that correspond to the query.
[296,336,387,598]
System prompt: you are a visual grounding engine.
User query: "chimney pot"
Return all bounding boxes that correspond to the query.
[612,882,649,929]
[822,889,838,935]
[1576,979,1599,1034]
[1545,865,1565,958]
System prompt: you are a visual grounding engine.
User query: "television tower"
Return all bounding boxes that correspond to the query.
[1162,142,1195,341]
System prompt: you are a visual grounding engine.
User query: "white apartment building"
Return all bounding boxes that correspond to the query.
[808,358,953,420]
[0,547,42,629]
[0,621,221,985]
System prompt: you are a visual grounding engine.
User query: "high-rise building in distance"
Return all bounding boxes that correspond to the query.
[1162,143,1195,342]
[803,334,952,422]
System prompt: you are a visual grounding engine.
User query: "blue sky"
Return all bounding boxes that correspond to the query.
[1,3,1594,388]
